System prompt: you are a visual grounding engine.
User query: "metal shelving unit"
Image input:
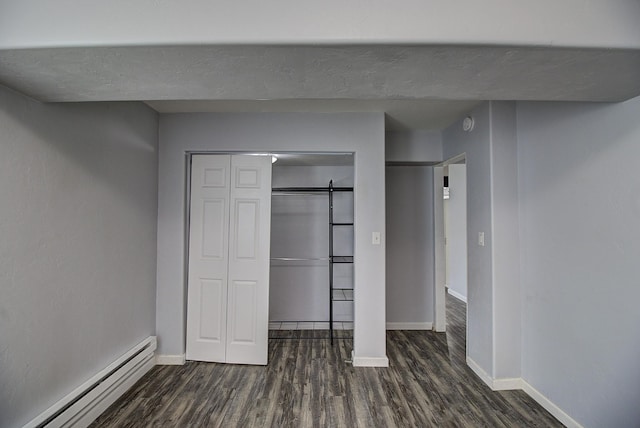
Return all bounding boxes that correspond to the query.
[328,180,354,344]
[271,180,354,344]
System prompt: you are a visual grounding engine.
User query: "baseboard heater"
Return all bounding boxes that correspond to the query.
[24,336,157,428]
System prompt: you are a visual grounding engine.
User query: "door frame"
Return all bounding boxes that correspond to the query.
[183,150,358,362]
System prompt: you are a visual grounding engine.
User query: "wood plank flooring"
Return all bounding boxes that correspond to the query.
[91,296,562,427]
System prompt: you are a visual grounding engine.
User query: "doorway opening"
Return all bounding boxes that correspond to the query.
[444,161,468,302]
[269,152,355,346]
[184,152,355,365]
[434,154,468,353]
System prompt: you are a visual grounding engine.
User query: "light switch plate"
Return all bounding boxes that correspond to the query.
[478,232,485,246]
[372,232,381,245]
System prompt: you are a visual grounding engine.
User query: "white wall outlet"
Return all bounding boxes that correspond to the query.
[372,232,381,245]
[478,232,485,246]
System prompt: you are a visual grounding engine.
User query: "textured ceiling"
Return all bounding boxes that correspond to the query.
[1,44,639,130]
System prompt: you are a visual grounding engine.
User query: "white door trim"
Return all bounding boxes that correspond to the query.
[433,166,446,332]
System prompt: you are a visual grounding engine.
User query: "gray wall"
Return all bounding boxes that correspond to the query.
[386,131,442,163]
[157,113,387,364]
[489,102,521,379]
[443,103,494,371]
[443,101,521,379]
[385,166,434,325]
[517,97,640,426]
[0,86,158,427]
[270,165,354,322]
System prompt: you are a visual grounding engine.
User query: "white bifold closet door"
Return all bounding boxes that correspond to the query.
[186,154,272,365]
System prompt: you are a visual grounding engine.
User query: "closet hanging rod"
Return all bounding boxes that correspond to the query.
[272,192,328,197]
[272,187,354,193]
[272,187,328,193]
[270,257,329,261]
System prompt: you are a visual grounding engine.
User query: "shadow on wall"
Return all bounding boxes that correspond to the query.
[0,84,158,210]
[0,83,160,428]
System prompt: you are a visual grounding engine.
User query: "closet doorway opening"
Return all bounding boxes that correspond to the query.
[185,152,355,366]
[269,153,355,347]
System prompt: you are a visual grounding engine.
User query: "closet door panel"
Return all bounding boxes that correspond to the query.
[186,155,231,363]
[198,279,225,340]
[228,280,258,343]
[226,155,272,365]
[234,200,259,259]
[202,199,226,258]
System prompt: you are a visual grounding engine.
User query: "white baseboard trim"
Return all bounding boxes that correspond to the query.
[24,336,156,428]
[386,322,433,330]
[447,288,467,303]
[465,357,520,391]
[156,354,186,365]
[522,380,584,428]
[492,377,523,391]
[466,357,583,427]
[466,356,494,389]
[351,351,389,367]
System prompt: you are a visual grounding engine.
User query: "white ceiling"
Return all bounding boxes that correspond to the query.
[1,44,639,130]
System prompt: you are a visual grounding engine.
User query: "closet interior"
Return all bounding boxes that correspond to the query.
[269,153,354,343]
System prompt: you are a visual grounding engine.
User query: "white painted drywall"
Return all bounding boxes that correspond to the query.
[270,165,354,322]
[385,131,442,163]
[517,97,640,427]
[2,1,639,49]
[385,166,435,325]
[157,113,386,363]
[0,85,158,427]
[443,103,494,372]
[447,164,467,301]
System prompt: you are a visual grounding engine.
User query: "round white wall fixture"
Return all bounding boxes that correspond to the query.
[462,116,475,132]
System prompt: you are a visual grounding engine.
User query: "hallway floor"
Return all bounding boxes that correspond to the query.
[91,295,562,427]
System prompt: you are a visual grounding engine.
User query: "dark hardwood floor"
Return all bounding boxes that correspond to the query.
[91,295,562,427]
